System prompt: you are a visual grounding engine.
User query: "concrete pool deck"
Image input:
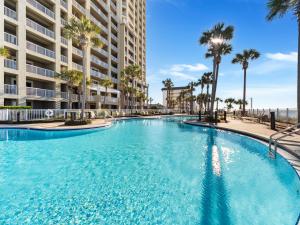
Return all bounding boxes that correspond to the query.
[184,118,300,175]
[0,119,112,130]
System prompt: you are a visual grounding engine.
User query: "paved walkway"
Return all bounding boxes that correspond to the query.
[185,118,300,175]
[0,119,111,130]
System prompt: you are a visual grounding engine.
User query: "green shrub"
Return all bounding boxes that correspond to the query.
[0,106,32,109]
[64,119,92,126]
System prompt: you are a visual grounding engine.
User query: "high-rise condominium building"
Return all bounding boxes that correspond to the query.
[0,0,147,109]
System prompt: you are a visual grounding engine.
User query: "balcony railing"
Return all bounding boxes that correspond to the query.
[61,37,68,45]
[73,0,86,14]
[4,59,17,70]
[111,67,118,73]
[72,62,83,71]
[90,1,107,20]
[61,18,67,26]
[27,41,55,59]
[26,18,55,39]
[26,64,55,78]
[61,55,68,63]
[26,87,55,98]
[4,84,18,95]
[4,32,17,45]
[72,47,83,57]
[61,92,68,99]
[91,70,107,79]
[4,6,17,20]
[27,0,55,19]
[90,16,108,33]
[61,0,67,9]
[91,56,108,68]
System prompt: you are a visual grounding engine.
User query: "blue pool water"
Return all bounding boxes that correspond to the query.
[0,118,299,224]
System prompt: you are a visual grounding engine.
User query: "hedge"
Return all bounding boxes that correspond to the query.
[0,106,32,109]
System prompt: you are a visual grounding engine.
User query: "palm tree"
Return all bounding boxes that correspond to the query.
[162,78,174,108]
[200,23,234,117]
[0,47,9,58]
[100,77,113,107]
[232,49,260,115]
[63,16,103,120]
[197,93,207,111]
[266,1,300,123]
[225,98,236,111]
[149,97,153,106]
[55,70,83,109]
[202,72,213,112]
[235,99,248,110]
[215,97,223,111]
[121,65,142,110]
[136,91,147,109]
[188,81,197,114]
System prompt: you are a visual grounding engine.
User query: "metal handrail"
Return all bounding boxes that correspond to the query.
[269,122,300,157]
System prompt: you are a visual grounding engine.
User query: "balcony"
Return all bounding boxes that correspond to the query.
[73,0,86,14]
[72,47,83,57]
[90,1,108,20]
[4,6,17,20]
[4,84,18,95]
[72,62,83,71]
[91,56,108,69]
[61,18,67,26]
[111,67,118,73]
[4,32,17,45]
[91,70,107,79]
[111,55,118,63]
[61,55,68,63]
[90,16,108,33]
[26,18,55,39]
[61,92,68,99]
[26,64,55,78]
[4,59,17,70]
[27,0,55,19]
[26,87,55,98]
[27,41,55,59]
[93,47,108,57]
[61,37,68,46]
[61,0,67,9]
[101,96,119,104]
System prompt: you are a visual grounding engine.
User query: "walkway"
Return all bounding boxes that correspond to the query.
[0,119,111,130]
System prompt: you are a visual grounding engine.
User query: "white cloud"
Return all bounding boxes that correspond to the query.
[159,63,209,81]
[265,52,297,62]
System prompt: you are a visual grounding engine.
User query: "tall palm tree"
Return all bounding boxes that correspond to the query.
[200,23,234,117]
[215,97,223,111]
[100,77,113,107]
[266,0,300,123]
[235,99,248,110]
[0,47,9,58]
[232,49,260,115]
[149,97,153,106]
[202,72,213,113]
[121,65,142,110]
[63,16,103,120]
[188,81,197,114]
[162,78,174,108]
[55,70,83,109]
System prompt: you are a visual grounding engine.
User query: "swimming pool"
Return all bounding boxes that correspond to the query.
[0,118,299,224]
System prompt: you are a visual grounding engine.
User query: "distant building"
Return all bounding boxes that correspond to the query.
[162,86,195,111]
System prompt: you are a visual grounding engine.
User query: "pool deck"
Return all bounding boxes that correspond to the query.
[184,118,300,175]
[0,119,111,130]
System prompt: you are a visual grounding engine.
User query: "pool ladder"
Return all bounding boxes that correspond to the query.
[269,123,300,158]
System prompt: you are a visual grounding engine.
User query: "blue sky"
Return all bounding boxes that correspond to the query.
[146,0,297,109]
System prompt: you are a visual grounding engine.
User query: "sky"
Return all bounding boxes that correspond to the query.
[146,0,297,109]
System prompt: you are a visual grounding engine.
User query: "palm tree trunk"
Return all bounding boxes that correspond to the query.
[68,87,72,109]
[298,21,300,124]
[243,68,247,116]
[81,45,88,120]
[206,85,209,113]
[209,59,217,117]
[104,87,107,107]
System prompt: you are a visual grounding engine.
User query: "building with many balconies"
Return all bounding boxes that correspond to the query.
[0,0,147,109]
